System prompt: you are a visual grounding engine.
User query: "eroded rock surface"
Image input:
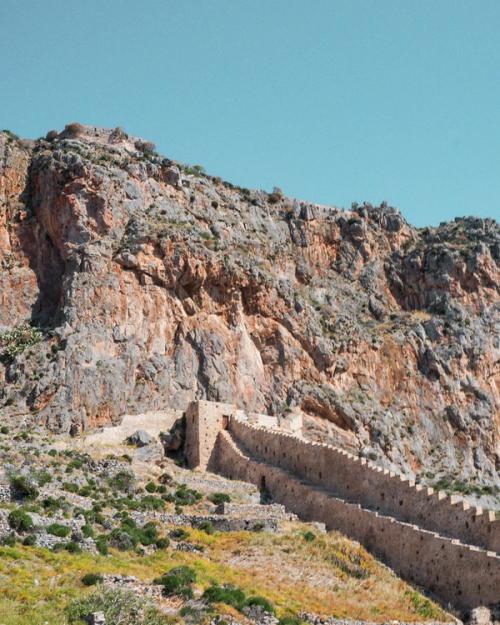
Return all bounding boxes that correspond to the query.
[0,125,498,501]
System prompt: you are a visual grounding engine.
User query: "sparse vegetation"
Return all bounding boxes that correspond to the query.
[8,509,33,532]
[47,523,71,538]
[9,475,39,500]
[67,587,167,624]
[81,572,104,586]
[183,163,205,176]
[209,492,231,505]
[64,122,85,138]
[0,323,43,361]
[154,565,196,598]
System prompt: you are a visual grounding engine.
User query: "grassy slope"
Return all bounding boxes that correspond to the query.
[0,527,448,625]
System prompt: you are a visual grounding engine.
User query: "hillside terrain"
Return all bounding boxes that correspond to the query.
[0,420,450,624]
[0,124,499,508]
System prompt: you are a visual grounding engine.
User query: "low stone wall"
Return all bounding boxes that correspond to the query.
[214,430,500,612]
[228,418,500,554]
[157,512,283,533]
[79,409,183,448]
[215,502,293,519]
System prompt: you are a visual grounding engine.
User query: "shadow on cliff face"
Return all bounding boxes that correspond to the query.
[17,160,65,329]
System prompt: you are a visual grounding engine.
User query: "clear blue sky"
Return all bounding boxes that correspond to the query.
[1,0,499,227]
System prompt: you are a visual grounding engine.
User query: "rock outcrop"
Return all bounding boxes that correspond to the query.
[0,125,498,502]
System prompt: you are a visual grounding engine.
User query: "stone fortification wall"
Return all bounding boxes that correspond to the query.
[185,400,234,469]
[228,418,500,554]
[214,430,500,612]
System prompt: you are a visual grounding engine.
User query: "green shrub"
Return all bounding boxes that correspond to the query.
[0,323,43,360]
[47,523,71,537]
[155,537,170,549]
[183,164,205,176]
[246,595,275,614]
[81,573,104,586]
[198,520,214,534]
[42,496,61,513]
[209,492,231,505]
[8,509,33,532]
[1,532,17,546]
[202,583,275,614]
[67,458,84,470]
[64,541,82,554]
[0,426,8,434]
[35,470,52,486]
[165,485,202,506]
[138,495,164,511]
[63,482,79,493]
[202,584,247,610]
[22,533,36,546]
[145,481,157,493]
[168,528,189,541]
[67,587,167,624]
[407,591,440,619]
[154,565,196,598]
[303,531,316,542]
[10,475,39,500]
[81,524,94,538]
[95,535,109,555]
[109,529,136,551]
[108,471,135,493]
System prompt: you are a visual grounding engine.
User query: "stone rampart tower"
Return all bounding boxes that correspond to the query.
[184,400,235,470]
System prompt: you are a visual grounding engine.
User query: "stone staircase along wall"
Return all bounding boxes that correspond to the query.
[183,401,500,612]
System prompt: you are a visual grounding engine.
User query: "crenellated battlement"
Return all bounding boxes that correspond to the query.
[184,400,500,612]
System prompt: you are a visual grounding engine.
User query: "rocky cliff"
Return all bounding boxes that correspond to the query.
[0,125,498,503]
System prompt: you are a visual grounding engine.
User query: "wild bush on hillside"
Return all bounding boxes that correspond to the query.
[9,475,39,500]
[202,584,247,610]
[209,492,231,505]
[154,565,196,598]
[0,323,43,361]
[8,509,33,532]
[47,523,71,538]
[67,587,168,624]
[203,583,276,614]
[81,573,103,586]
[165,484,202,506]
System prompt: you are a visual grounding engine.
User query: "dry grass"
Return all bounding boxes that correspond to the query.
[0,526,449,625]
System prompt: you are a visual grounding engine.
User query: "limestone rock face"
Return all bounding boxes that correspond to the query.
[0,126,498,502]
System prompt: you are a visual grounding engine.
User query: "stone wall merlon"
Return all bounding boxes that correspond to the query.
[214,430,500,611]
[227,417,499,553]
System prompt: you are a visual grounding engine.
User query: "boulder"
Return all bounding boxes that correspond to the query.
[126,430,154,447]
[468,607,492,625]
